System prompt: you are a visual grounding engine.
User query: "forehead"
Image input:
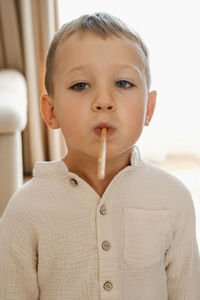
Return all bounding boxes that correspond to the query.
[54,32,146,76]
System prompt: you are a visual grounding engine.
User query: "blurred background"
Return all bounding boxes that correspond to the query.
[0,0,199,248]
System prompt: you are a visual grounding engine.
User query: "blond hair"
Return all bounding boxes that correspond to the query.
[45,12,151,96]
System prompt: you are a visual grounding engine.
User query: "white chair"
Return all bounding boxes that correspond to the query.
[0,69,27,216]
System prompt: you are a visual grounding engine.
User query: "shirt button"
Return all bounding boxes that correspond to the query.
[102,240,111,251]
[103,281,113,291]
[100,205,107,215]
[69,178,78,187]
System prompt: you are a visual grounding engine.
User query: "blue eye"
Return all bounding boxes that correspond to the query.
[115,80,134,88]
[70,82,90,91]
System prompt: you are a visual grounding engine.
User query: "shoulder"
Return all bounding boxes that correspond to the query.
[0,160,68,244]
[1,159,70,225]
[2,176,46,217]
[0,179,39,228]
[142,160,188,189]
[133,160,193,212]
[0,179,38,252]
[130,146,190,198]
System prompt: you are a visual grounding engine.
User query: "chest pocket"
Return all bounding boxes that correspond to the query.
[123,207,172,269]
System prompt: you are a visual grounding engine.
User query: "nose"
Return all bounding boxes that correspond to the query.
[92,90,116,112]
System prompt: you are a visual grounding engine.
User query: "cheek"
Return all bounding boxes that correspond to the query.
[124,100,146,127]
[56,104,85,139]
[56,100,79,125]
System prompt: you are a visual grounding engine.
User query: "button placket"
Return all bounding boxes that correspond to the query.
[97,202,118,297]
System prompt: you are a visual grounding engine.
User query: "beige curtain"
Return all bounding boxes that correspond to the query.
[0,0,66,174]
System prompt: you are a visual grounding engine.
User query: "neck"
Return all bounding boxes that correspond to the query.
[63,148,132,197]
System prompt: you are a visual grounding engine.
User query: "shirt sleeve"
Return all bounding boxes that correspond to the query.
[165,191,200,299]
[0,202,39,299]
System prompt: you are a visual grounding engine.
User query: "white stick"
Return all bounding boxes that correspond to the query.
[97,128,107,180]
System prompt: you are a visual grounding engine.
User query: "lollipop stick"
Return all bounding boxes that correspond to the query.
[97,128,107,180]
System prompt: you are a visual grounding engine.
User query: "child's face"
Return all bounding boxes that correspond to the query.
[41,32,156,161]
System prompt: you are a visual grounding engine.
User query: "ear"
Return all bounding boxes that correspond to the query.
[40,93,60,129]
[145,90,157,126]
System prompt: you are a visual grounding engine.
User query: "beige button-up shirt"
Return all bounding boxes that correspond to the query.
[0,146,200,299]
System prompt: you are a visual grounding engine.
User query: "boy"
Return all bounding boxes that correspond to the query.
[0,12,199,300]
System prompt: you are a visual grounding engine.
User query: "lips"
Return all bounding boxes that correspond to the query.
[93,122,116,137]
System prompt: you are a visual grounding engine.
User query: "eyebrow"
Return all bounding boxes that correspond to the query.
[115,64,143,79]
[64,64,91,75]
[64,63,143,78]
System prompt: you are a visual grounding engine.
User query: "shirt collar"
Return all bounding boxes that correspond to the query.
[33,144,141,177]
[130,144,141,166]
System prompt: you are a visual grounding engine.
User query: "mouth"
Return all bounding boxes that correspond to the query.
[93,122,116,137]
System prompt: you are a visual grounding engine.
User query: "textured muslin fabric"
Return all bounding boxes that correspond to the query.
[0,146,200,299]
